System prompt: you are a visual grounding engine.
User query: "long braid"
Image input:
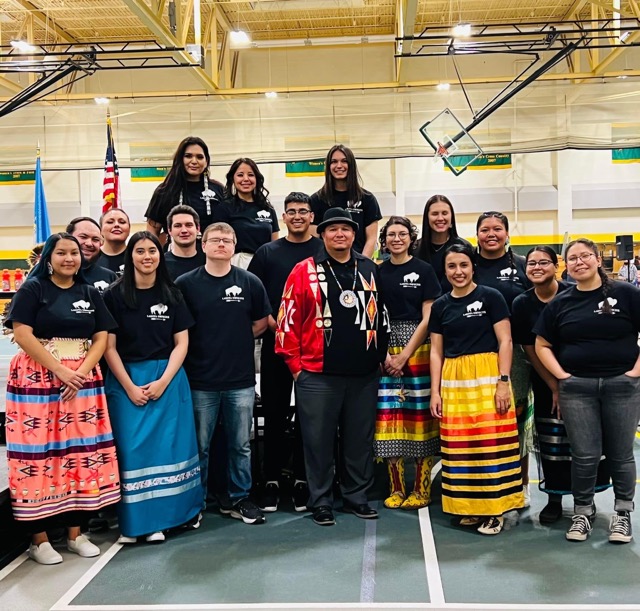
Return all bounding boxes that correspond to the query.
[597,267,613,314]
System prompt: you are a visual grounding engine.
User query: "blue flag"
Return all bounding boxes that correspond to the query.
[34,153,51,243]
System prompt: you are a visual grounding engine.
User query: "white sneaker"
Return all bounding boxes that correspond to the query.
[523,484,531,508]
[145,531,165,543]
[117,535,137,544]
[29,542,63,565]
[67,534,100,557]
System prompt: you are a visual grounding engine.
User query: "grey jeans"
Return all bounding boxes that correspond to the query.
[558,373,640,515]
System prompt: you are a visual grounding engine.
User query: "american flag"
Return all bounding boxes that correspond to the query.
[102,115,120,212]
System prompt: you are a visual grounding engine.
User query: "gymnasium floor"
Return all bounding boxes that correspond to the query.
[2,337,640,611]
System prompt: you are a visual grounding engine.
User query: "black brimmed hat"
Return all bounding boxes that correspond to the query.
[316,207,358,234]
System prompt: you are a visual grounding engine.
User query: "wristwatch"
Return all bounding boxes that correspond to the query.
[499,374,510,382]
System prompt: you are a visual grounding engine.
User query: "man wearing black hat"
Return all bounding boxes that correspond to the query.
[275,208,389,525]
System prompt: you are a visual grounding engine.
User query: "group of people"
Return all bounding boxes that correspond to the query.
[3,136,640,569]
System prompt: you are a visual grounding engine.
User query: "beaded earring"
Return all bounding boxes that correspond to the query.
[47,262,53,276]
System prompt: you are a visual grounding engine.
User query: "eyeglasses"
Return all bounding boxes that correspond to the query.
[387,232,410,240]
[566,252,596,265]
[526,260,554,268]
[205,237,234,245]
[284,209,311,217]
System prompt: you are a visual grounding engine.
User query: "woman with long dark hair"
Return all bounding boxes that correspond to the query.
[103,231,202,543]
[415,194,470,286]
[224,157,279,269]
[375,216,441,510]
[512,246,609,524]
[474,211,534,506]
[429,243,524,535]
[145,136,226,245]
[309,144,382,258]
[4,233,120,564]
[535,238,640,543]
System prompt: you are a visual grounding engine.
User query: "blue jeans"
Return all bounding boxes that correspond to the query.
[558,373,640,515]
[191,387,255,506]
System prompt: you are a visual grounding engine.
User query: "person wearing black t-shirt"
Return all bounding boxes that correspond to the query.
[103,231,202,544]
[145,136,226,246]
[428,243,524,536]
[224,157,279,269]
[66,217,117,293]
[309,144,382,258]
[97,208,130,276]
[176,222,270,525]
[276,208,389,526]
[164,204,206,280]
[374,216,441,512]
[4,233,119,565]
[247,192,323,514]
[534,238,640,544]
[474,211,533,506]
[512,246,610,525]
[415,194,471,289]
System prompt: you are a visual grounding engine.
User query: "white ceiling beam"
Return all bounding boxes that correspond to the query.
[180,0,195,46]
[122,0,218,91]
[395,0,418,85]
[588,0,635,19]
[10,0,77,43]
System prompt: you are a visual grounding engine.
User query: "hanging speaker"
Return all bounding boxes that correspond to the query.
[616,235,634,261]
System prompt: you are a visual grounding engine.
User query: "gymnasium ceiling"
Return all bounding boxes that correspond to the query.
[0,0,639,98]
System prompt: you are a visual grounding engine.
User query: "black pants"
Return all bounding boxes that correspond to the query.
[27,510,88,535]
[261,331,305,482]
[295,369,379,508]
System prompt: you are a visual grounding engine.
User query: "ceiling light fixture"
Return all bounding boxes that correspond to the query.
[436,83,451,91]
[94,97,109,104]
[10,39,36,53]
[230,30,252,47]
[265,91,278,99]
[452,23,471,38]
[620,31,631,42]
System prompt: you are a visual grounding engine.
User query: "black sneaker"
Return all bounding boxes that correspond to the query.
[292,482,309,512]
[566,514,593,541]
[609,511,633,544]
[221,498,265,525]
[182,512,203,530]
[260,482,279,512]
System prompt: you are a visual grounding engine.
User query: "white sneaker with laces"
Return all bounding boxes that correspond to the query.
[117,535,137,544]
[67,534,100,557]
[145,531,166,543]
[29,541,63,565]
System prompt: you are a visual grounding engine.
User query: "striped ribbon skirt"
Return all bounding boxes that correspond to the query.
[5,353,121,521]
[106,360,202,537]
[375,320,440,458]
[440,352,524,517]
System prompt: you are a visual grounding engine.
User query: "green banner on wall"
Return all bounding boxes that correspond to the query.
[612,148,640,164]
[445,153,512,171]
[131,167,169,182]
[0,170,35,185]
[285,159,325,177]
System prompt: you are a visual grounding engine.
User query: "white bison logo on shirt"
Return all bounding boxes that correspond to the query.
[225,285,243,297]
[257,210,271,219]
[72,300,90,309]
[466,300,483,313]
[598,297,618,309]
[150,303,168,315]
[93,280,109,292]
[403,272,420,283]
[500,268,514,277]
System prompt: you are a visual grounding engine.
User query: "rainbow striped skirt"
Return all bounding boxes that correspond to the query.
[440,352,524,517]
